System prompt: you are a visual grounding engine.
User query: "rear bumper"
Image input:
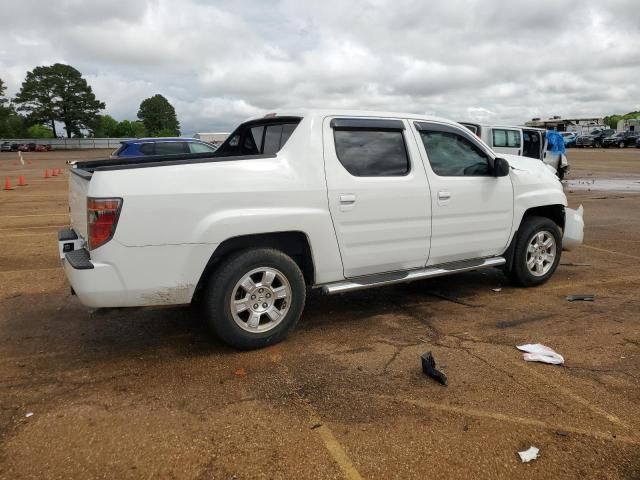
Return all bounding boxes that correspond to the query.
[62,253,129,308]
[58,228,216,308]
[563,205,584,251]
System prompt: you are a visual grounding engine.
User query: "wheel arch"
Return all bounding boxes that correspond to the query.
[193,231,315,300]
[505,204,565,271]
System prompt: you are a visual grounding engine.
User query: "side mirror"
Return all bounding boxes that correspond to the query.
[493,157,510,177]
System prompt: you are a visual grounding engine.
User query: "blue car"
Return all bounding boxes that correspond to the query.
[111,138,218,158]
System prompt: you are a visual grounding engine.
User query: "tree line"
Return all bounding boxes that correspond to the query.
[0,63,180,139]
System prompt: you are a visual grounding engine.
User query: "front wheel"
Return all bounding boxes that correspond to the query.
[619,141,625,149]
[506,216,562,287]
[202,248,306,349]
[594,140,602,148]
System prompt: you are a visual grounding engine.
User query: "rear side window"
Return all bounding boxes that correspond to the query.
[214,118,301,157]
[139,143,155,155]
[492,129,521,148]
[154,142,188,155]
[333,129,409,177]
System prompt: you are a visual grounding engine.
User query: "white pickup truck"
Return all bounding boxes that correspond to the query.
[59,110,584,349]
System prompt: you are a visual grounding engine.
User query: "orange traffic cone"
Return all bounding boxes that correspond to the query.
[57,168,63,175]
[51,168,58,177]
[44,168,51,179]
[18,175,27,187]
[4,177,13,191]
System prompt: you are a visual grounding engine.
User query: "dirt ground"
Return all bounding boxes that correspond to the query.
[0,147,639,479]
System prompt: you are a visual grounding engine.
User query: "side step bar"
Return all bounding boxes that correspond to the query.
[321,257,506,295]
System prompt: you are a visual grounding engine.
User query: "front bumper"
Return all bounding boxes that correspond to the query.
[563,205,584,251]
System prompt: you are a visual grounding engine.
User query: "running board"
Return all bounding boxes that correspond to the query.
[321,257,506,295]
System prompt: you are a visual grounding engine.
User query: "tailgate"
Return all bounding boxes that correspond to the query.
[69,170,89,239]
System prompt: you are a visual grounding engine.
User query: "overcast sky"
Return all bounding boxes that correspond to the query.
[1,0,639,135]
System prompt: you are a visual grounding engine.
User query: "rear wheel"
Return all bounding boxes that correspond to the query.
[619,141,625,148]
[202,248,306,349]
[594,140,602,148]
[506,216,562,287]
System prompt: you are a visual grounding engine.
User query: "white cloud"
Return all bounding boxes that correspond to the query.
[1,0,638,135]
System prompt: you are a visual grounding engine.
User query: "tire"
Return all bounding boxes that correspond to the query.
[619,141,625,149]
[201,248,306,349]
[506,216,562,287]
[594,140,602,148]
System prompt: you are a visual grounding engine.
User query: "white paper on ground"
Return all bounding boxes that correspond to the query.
[518,446,540,463]
[517,343,564,365]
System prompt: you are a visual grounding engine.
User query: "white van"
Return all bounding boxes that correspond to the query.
[459,123,547,161]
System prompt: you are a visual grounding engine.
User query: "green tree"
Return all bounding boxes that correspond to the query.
[13,63,105,138]
[137,94,180,136]
[0,78,6,106]
[90,114,119,137]
[26,124,54,138]
[114,119,147,138]
[0,77,27,138]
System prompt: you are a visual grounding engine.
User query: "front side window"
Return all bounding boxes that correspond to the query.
[333,129,409,177]
[492,129,521,148]
[420,131,491,176]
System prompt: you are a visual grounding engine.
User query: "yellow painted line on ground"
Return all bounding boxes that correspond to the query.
[1,232,58,238]
[315,425,364,480]
[1,194,68,198]
[276,359,363,480]
[581,244,640,261]
[486,347,630,430]
[0,267,61,275]
[547,273,640,290]
[379,395,639,445]
[0,213,67,218]
[0,225,65,232]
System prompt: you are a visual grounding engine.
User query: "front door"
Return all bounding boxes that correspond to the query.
[411,122,514,266]
[323,117,431,278]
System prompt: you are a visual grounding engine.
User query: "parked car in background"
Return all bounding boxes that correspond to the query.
[459,122,568,177]
[18,143,37,152]
[561,132,577,147]
[110,138,218,158]
[0,142,12,152]
[35,144,53,152]
[10,143,19,152]
[575,128,616,148]
[636,137,640,148]
[459,123,547,160]
[602,131,640,148]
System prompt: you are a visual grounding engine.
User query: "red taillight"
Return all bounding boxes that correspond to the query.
[87,197,122,250]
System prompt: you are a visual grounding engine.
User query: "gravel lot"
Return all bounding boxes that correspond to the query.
[1,147,639,479]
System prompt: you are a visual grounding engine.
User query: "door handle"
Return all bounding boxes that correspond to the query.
[437,191,451,200]
[339,194,357,205]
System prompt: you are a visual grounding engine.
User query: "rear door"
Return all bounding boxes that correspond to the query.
[323,117,431,278]
[489,127,522,156]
